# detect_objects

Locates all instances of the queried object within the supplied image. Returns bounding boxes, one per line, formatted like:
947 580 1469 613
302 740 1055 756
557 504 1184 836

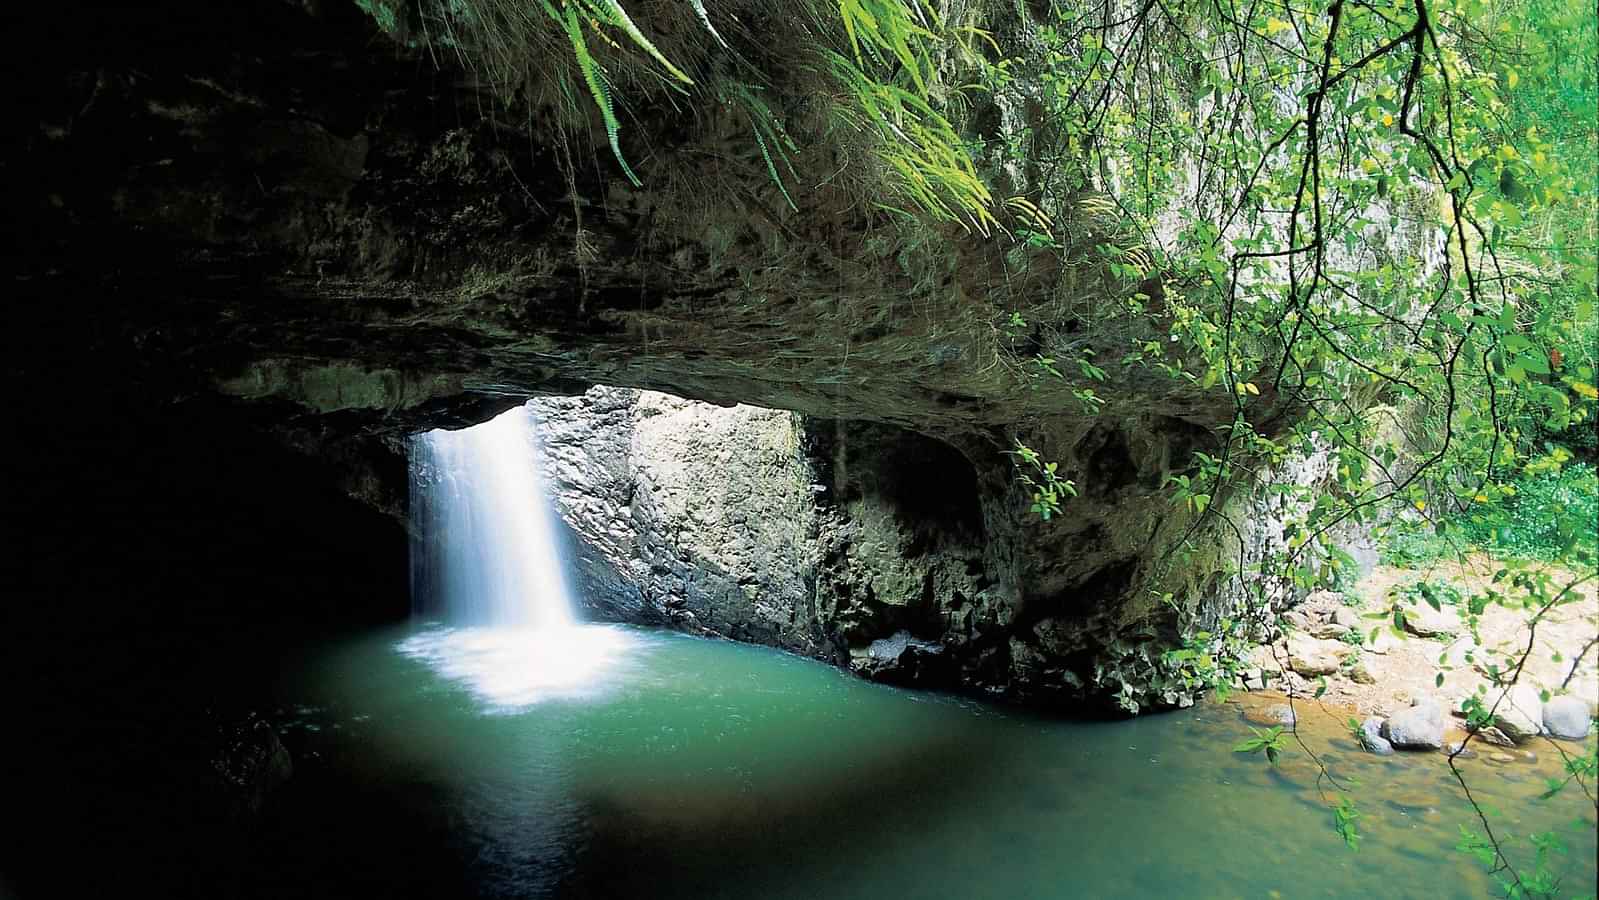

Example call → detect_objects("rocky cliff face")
530 388 1291 711
534 389 831 652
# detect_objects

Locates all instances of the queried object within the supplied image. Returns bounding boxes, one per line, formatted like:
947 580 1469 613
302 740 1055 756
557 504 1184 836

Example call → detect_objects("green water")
276 623 1596 899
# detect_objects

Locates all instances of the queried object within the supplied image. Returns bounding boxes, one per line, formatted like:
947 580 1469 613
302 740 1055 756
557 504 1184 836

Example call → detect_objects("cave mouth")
806 419 986 542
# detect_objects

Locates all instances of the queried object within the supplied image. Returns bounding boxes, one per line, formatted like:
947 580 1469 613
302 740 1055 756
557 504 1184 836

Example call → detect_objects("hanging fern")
730 84 800 211
825 51 995 234
688 0 728 49
381 0 993 224
837 0 939 94
588 0 694 85
548 0 642 186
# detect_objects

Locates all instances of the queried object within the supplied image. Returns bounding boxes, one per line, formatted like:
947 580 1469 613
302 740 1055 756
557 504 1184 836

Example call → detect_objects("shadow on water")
563 724 1023 898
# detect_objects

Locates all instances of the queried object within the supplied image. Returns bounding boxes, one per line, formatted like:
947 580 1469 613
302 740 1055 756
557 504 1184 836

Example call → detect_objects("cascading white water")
402 404 632 709
409 404 576 628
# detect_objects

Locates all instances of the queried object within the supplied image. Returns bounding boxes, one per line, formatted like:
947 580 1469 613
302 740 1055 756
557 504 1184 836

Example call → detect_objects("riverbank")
1247 554 1597 742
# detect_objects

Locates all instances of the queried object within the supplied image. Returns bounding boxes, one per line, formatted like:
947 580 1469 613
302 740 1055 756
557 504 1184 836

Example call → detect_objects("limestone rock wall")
532 389 997 689
533 389 832 654
528 388 1313 712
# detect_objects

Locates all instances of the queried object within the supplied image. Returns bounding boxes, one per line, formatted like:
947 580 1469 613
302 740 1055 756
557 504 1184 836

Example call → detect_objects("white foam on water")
397 624 638 710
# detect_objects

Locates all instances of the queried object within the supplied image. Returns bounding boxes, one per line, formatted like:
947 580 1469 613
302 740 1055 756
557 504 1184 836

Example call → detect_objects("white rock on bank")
1349 657 1378 685
1490 684 1546 742
1332 606 1364 630
1543 695 1594 740
1399 603 1458 639
1358 716 1395 755
1286 635 1344 677
1383 699 1446 750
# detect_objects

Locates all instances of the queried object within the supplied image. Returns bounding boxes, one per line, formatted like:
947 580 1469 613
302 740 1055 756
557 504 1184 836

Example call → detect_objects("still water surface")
271 623 1596 899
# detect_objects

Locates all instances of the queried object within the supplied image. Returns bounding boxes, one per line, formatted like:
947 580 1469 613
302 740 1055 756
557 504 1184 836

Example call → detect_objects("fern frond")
560 2 642 186
1123 245 1153 276
1006 196 1056 241
727 84 798 211
583 0 694 84
824 50 993 234
1075 194 1117 216
838 0 939 94
688 0 728 48
752 128 798 211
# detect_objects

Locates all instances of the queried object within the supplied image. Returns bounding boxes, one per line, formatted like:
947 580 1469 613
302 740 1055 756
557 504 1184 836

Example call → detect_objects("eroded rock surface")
529 388 1312 710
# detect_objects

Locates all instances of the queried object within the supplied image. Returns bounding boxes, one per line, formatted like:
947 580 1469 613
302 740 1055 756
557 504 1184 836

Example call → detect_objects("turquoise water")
278 623 1596 899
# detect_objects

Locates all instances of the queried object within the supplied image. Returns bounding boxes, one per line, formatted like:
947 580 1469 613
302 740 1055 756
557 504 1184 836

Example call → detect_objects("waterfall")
409 404 576 629
402 403 631 709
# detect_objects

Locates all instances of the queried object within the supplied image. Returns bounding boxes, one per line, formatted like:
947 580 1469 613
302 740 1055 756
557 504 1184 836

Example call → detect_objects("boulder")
1248 645 1285 677
1349 658 1378 685
1302 590 1343 609
1237 667 1269 691
1362 627 1400 655
1243 703 1298 728
1490 684 1546 742
866 630 941 662
1470 725 1516 748
1382 699 1446 750
854 630 950 686
1332 607 1364 630
1543 695 1593 740
1308 622 1351 640
1358 716 1394 755
1400 603 1458 639
207 713 293 817
1385 790 1439 813
1286 635 1344 677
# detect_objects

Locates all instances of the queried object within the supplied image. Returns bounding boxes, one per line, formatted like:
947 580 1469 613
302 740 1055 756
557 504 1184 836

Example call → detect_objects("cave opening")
804 419 986 543
8 0 1595 890
1076 425 1139 497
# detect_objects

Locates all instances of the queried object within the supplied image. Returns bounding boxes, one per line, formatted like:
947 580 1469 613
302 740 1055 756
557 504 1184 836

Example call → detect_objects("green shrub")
1394 578 1466 609
1379 523 1464 568
1463 463 1599 561
1380 463 1598 565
